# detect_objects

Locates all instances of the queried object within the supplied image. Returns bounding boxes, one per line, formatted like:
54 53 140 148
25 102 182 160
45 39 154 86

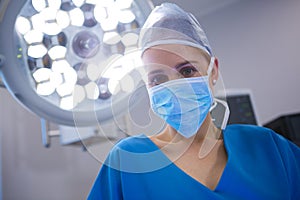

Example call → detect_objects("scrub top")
88 124 300 200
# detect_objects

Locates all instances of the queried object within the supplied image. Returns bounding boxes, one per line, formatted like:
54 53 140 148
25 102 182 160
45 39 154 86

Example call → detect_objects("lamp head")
0 0 153 126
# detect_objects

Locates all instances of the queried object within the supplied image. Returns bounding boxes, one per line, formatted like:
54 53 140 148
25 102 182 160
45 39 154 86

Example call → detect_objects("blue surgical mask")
148 75 213 138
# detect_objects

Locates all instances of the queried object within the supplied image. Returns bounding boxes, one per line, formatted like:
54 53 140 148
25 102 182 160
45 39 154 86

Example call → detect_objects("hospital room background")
0 0 300 199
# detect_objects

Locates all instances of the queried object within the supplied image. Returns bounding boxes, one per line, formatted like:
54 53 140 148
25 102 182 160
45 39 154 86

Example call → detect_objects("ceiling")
151 0 242 18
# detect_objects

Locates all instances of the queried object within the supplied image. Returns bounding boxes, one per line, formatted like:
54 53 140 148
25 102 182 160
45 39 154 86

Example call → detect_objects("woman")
88 3 300 199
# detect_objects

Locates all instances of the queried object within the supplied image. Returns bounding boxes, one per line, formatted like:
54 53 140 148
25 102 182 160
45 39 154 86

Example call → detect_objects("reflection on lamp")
97 77 111 100
72 31 100 58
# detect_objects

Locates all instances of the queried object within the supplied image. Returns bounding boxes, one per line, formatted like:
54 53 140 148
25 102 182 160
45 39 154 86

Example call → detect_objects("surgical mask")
147 58 214 138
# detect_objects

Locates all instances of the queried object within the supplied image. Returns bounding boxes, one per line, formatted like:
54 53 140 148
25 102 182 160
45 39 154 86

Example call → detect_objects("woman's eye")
179 66 197 77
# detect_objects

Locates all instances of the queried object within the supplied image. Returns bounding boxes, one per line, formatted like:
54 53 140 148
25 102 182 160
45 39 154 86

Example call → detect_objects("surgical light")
0 0 153 127
69 8 85 26
15 17 31 35
118 10 136 24
56 10 71 29
48 46 67 60
28 44 48 58
24 30 44 44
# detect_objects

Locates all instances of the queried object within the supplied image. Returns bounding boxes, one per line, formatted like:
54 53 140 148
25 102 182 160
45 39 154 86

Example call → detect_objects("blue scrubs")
88 124 300 200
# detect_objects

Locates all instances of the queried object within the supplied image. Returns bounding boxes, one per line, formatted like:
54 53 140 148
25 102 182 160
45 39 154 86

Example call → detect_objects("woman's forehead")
141 44 211 77
142 44 210 65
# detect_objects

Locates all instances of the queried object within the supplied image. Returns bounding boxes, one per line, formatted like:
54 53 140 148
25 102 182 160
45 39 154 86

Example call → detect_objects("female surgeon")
88 3 300 200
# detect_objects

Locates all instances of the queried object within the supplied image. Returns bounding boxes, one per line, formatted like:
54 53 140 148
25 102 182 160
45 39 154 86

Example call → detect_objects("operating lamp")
0 0 153 133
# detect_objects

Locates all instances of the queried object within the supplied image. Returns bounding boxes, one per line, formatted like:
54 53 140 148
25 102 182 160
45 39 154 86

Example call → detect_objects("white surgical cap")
139 3 212 56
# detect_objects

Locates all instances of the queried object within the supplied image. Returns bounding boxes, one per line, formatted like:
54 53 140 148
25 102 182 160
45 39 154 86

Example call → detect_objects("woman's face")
141 44 216 88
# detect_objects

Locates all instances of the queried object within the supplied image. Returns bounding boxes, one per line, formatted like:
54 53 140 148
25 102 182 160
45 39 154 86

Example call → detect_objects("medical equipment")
223 89 260 126
0 0 153 147
264 113 300 147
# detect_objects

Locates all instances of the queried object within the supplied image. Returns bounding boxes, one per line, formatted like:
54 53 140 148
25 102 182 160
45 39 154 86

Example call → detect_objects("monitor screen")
226 94 258 125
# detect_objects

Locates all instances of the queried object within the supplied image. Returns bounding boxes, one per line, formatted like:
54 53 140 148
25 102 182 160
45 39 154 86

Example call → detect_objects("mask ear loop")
199 98 230 159
198 56 229 159
206 56 230 130
214 99 230 130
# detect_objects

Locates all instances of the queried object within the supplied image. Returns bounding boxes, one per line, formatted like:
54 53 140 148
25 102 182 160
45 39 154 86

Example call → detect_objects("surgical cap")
139 3 212 56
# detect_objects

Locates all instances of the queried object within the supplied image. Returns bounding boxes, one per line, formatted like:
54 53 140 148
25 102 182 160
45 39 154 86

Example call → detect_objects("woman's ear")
211 57 219 85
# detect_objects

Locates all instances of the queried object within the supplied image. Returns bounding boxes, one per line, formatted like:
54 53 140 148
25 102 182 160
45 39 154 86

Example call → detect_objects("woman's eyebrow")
174 60 198 69
147 61 199 75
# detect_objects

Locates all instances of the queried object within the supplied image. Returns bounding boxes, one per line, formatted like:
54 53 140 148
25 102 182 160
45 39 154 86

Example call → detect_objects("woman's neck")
150 115 222 148
148 115 225 162
158 114 219 137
